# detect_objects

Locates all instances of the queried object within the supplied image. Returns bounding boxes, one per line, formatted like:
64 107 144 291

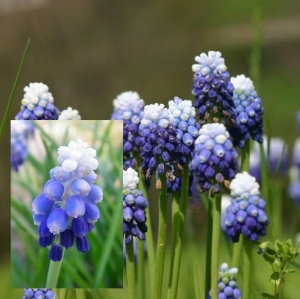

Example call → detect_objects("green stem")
152 173 168 299
231 237 243 268
272 183 282 239
259 142 273 238
75 289 86 299
276 260 286 299
138 168 156 289
211 192 222 299
0 38 30 143
204 195 213 299
169 163 190 299
231 140 250 272
241 140 250 172
126 241 136 299
134 152 156 289
167 192 181 299
242 238 252 299
46 248 65 287
58 289 68 299
137 240 145 299
66 289 76 299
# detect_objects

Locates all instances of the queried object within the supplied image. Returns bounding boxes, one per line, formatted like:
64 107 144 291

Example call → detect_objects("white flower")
113 91 144 123
231 75 254 97
141 103 171 128
21 83 54 109
192 51 227 75
230 172 260 200
57 139 98 172
196 123 229 144
123 168 139 192
58 107 81 120
168 97 196 124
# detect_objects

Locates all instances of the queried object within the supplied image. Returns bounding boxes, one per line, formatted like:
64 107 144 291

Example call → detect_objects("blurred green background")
1 0 300 297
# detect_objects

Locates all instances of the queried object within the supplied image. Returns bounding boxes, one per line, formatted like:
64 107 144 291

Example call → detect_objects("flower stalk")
126 241 136 299
169 162 190 299
152 173 168 299
211 192 222 299
46 248 65 287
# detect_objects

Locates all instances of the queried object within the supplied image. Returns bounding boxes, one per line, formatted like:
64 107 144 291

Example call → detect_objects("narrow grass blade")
0 38 30 143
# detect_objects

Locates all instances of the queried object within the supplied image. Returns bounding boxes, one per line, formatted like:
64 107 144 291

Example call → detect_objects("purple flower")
22 288 56 299
11 120 34 171
190 123 238 193
123 168 149 245
191 51 237 128
32 139 103 261
224 172 269 242
207 263 241 299
229 75 264 148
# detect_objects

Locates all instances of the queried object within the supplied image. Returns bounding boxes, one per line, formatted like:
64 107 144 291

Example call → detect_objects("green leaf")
0 38 30 143
261 293 276 299
270 272 280 280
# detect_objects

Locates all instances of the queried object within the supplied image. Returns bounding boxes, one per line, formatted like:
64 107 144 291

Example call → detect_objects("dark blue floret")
192 72 237 128
49 244 63 262
76 236 90 252
60 229 75 248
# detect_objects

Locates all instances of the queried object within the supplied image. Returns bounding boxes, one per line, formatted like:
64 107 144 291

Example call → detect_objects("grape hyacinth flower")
229 75 264 147
22 288 56 299
224 172 269 242
15 83 60 120
123 168 149 245
191 51 237 128
190 123 238 194
137 103 189 179
32 139 103 261
207 263 241 299
11 120 34 171
111 91 145 169
58 107 81 120
167 96 200 193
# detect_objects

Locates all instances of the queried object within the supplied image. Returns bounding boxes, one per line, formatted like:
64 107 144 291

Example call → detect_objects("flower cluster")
15 83 59 120
167 96 199 193
123 168 149 245
22 289 55 299
11 120 34 171
111 91 145 168
191 51 237 128
190 123 238 193
137 103 182 178
249 136 288 182
224 172 269 242
207 263 241 299
32 139 103 261
58 107 81 120
229 75 264 147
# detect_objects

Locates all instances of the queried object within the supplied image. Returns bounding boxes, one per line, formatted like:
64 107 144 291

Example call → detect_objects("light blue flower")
32 139 103 261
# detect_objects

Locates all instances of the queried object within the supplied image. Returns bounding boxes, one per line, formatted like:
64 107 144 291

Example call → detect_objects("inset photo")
11 120 123 288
